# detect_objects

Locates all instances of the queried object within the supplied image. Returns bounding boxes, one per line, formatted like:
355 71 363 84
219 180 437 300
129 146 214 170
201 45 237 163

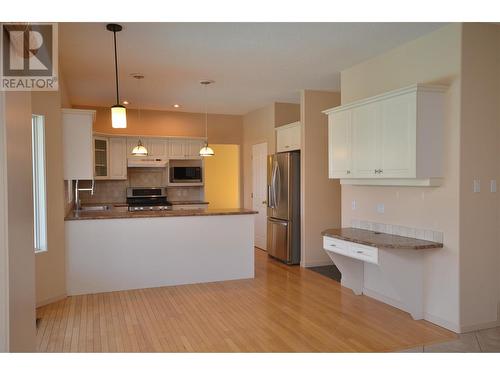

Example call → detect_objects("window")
31 115 47 252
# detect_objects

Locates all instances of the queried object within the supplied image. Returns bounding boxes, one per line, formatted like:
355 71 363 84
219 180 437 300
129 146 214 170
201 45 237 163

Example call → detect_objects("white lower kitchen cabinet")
324 84 446 186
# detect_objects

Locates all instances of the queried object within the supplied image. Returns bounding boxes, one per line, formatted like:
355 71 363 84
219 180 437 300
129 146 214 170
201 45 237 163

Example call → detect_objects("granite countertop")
322 227 443 250
170 201 209 205
65 206 258 221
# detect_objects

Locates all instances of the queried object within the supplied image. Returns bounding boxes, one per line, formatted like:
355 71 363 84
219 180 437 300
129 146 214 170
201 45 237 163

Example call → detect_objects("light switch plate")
351 200 356 210
376 203 385 214
491 180 497 193
473 179 481 193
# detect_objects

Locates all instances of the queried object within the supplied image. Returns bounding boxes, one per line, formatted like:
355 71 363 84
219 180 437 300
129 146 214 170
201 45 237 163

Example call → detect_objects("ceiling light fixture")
173 104 180 108
131 74 148 156
199 80 215 157
122 100 129 105
107 23 127 129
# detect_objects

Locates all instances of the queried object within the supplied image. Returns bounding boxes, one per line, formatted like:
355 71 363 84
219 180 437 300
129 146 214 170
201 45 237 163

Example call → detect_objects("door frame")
0 91 9 352
251 141 268 251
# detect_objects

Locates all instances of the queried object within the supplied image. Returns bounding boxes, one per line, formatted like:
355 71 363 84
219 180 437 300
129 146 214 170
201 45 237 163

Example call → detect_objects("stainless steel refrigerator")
267 151 300 264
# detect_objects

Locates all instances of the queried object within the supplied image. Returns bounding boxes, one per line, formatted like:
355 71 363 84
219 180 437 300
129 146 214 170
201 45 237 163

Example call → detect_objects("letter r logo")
2 24 53 77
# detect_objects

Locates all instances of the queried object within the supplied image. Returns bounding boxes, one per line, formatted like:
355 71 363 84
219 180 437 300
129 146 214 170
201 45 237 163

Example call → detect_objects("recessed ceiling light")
173 104 181 108
122 100 129 105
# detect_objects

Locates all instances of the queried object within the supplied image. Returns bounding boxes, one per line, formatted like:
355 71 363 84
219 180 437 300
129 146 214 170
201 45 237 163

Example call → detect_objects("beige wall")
32 91 67 307
242 102 300 209
77 106 243 145
300 90 341 266
242 104 275 209
340 24 462 330
275 102 301 127
4 92 36 352
204 144 241 209
0 92 8 351
459 23 500 330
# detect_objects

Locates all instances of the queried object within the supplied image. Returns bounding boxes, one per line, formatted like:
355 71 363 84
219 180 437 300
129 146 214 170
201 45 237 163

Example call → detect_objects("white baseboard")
36 294 67 308
424 312 460 333
362 287 405 312
459 319 500 333
302 259 333 268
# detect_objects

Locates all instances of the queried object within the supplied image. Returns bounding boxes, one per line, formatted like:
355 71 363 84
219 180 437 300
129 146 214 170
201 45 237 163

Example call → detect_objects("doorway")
252 142 268 250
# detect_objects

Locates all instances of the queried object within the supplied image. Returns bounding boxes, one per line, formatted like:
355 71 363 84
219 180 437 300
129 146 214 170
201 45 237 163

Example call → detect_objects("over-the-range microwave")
169 166 202 183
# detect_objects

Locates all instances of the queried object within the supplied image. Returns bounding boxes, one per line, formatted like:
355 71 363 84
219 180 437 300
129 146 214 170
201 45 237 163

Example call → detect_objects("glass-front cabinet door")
94 137 108 178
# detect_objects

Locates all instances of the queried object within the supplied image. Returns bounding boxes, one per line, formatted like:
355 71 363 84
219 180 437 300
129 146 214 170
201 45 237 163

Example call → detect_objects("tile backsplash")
78 167 203 204
350 219 444 244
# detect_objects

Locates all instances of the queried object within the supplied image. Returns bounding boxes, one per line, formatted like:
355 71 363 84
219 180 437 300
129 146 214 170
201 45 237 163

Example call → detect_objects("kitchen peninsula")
65 207 257 295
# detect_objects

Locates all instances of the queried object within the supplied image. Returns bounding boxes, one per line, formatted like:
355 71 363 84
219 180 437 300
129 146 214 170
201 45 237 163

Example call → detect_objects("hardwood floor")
36 248 455 352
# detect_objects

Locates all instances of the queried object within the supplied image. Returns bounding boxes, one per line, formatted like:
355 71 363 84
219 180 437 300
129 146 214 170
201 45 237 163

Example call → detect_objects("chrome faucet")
75 179 95 211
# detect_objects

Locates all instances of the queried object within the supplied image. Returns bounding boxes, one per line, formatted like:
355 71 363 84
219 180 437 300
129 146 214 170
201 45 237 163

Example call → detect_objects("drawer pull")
356 250 364 254
329 244 336 247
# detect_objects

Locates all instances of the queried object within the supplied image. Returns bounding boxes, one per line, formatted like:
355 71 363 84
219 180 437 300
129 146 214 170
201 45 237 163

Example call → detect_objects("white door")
252 142 268 250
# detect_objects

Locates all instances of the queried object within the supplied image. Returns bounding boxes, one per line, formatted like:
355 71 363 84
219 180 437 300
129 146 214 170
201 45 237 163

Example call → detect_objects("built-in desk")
322 228 443 320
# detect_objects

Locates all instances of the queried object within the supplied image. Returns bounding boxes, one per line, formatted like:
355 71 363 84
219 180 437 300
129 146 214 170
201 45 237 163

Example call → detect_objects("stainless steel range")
126 187 172 212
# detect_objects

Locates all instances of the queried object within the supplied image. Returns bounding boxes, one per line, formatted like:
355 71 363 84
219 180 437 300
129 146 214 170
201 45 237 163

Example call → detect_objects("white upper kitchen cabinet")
276 122 301 152
351 102 381 178
323 84 446 186
168 139 186 159
62 108 95 180
328 110 352 178
185 139 204 159
108 137 127 180
146 137 168 157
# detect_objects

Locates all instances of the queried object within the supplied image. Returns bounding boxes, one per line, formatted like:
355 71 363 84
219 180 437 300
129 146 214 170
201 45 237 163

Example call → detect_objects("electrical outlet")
473 179 481 193
376 203 385 214
351 200 356 210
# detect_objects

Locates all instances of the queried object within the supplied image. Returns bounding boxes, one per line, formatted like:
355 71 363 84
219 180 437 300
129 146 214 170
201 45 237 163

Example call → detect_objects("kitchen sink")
78 205 111 212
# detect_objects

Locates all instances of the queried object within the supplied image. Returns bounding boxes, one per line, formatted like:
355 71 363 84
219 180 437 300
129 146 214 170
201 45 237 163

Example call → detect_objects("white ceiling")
60 22 445 115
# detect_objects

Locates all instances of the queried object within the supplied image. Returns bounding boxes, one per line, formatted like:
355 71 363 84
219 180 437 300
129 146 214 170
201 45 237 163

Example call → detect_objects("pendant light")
199 80 215 157
131 74 148 156
107 23 127 129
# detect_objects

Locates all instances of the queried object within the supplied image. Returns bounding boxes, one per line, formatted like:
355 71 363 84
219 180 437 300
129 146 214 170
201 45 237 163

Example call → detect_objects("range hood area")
127 157 169 168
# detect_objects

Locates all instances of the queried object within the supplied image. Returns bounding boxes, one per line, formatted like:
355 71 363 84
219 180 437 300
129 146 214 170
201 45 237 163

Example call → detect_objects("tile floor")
399 327 500 352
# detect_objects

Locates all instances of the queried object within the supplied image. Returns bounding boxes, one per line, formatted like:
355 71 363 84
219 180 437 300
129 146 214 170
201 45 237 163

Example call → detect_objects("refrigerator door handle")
271 160 278 208
267 185 274 208
273 160 281 209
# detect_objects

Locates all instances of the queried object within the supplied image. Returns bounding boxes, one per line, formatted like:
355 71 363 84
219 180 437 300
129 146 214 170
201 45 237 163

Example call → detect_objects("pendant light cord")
113 30 119 105
204 83 208 143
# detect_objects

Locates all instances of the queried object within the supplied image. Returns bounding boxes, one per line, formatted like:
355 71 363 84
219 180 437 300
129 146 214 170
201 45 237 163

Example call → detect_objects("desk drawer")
323 236 378 265
350 244 378 264
323 237 351 257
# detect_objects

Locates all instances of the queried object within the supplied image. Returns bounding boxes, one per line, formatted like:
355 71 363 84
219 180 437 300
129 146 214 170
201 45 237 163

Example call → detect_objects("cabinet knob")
346 170 351 174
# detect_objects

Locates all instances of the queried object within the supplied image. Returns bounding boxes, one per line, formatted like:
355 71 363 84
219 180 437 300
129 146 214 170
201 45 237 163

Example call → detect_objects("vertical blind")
32 115 47 252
